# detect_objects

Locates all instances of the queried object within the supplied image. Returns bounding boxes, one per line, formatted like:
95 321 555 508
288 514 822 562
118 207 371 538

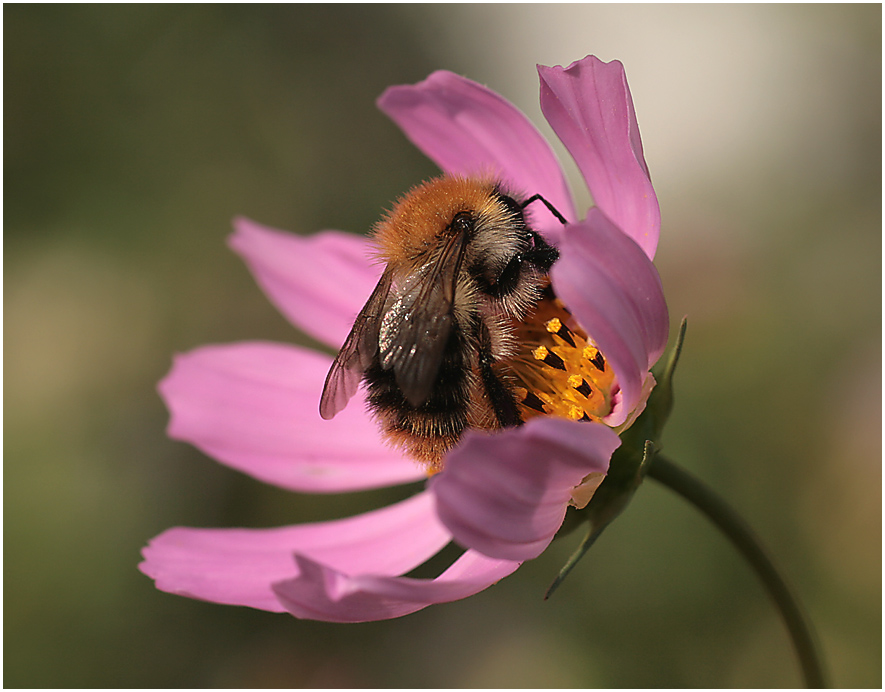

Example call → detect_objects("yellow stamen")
498 285 616 425
567 405 584 421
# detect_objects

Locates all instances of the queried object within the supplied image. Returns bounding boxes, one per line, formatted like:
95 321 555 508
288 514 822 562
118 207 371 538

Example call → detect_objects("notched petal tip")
157 342 425 493
539 55 660 258
139 492 451 616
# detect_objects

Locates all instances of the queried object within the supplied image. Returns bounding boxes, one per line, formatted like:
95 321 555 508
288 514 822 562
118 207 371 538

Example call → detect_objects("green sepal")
546 439 655 599
546 318 687 597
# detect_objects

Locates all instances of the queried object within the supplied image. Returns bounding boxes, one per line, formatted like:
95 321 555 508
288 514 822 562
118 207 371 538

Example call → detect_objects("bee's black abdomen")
352 178 566 472
365 328 472 454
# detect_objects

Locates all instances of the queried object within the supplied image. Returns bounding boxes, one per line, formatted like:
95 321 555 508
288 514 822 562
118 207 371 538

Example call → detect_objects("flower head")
140 55 668 622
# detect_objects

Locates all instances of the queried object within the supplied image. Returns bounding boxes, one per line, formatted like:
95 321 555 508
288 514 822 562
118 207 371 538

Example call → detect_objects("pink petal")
273 549 520 623
378 71 576 240
139 491 449 613
229 217 382 349
552 210 669 428
430 417 621 561
159 341 425 493
539 56 661 259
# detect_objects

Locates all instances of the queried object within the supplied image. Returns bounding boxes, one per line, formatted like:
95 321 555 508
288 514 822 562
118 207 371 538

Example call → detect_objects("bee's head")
373 175 498 271
373 174 559 317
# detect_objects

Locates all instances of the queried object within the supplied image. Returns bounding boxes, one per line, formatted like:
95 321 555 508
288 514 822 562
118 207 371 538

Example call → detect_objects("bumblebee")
320 175 565 471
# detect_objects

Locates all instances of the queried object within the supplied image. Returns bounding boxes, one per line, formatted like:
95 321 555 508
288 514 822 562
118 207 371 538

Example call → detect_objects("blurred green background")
5 4 880 688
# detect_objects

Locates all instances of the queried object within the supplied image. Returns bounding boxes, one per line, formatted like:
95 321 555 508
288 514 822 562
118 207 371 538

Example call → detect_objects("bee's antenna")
520 194 568 226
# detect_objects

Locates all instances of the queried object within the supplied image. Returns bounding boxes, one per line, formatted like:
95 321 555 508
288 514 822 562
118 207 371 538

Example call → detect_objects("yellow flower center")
500 287 615 424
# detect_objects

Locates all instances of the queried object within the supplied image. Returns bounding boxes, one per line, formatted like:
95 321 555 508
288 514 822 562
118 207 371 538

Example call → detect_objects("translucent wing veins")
319 269 393 419
378 230 468 407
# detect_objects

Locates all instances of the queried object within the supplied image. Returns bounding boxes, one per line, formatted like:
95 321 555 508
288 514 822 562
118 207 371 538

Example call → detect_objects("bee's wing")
379 231 468 407
319 269 394 420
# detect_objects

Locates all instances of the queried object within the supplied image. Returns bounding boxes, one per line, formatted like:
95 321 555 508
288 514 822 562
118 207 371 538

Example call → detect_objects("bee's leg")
478 323 523 428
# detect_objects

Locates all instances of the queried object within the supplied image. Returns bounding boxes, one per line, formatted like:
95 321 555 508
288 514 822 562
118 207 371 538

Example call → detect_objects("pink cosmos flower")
139 55 668 622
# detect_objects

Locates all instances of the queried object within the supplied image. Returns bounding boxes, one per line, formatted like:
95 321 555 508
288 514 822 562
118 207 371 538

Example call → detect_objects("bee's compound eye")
493 253 523 295
450 211 473 236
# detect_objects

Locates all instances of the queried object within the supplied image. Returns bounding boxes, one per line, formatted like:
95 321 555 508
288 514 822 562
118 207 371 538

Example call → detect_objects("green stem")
647 455 827 688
